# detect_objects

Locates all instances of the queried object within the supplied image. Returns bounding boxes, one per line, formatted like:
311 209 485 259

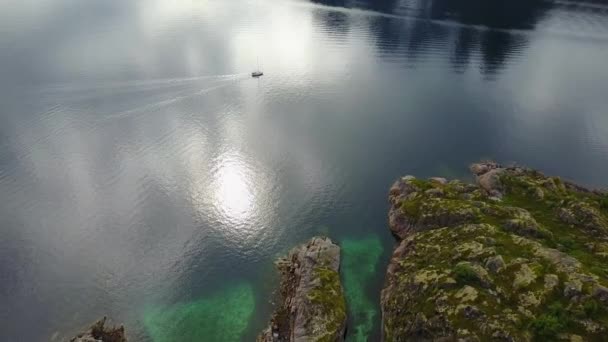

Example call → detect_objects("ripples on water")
1 0 608 341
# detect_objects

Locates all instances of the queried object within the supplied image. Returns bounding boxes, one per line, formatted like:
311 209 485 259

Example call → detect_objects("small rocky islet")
69 317 126 342
258 236 347 342
73 161 608 341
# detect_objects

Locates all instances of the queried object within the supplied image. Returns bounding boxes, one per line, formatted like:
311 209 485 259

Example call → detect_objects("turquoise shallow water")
342 236 384 341
143 283 255 342
2 0 608 341
141 236 385 342
140 235 387 341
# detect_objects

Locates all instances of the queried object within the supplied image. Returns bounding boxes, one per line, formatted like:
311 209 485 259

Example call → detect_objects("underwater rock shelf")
383 161 608 341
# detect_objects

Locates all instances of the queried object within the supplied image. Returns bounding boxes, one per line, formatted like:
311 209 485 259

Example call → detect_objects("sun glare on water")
212 153 255 222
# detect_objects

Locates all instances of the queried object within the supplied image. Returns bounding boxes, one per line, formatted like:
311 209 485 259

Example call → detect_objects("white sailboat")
252 57 263 78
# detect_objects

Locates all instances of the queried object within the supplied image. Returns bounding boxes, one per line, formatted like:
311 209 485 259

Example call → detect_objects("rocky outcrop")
258 237 347 342
382 162 608 341
70 317 126 342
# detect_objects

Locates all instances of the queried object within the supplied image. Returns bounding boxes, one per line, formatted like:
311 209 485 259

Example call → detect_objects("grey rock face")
258 237 346 342
485 255 506 274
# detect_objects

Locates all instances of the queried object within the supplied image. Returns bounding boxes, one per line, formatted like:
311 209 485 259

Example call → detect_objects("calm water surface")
2 0 608 340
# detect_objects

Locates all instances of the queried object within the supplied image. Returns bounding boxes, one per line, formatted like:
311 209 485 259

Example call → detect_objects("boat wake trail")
100 75 249 122
36 73 249 95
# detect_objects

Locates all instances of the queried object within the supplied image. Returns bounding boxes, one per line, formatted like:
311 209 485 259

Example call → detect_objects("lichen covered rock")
383 162 608 341
258 237 347 342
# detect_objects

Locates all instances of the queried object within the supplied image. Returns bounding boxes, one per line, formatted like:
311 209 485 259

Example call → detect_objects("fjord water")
2 0 608 340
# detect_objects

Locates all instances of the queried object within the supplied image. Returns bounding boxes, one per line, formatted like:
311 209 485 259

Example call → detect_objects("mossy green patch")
529 302 570 340
453 263 479 285
341 236 383 342
143 283 254 342
408 178 433 191
400 199 421 219
600 195 608 211
308 266 347 342
583 299 602 318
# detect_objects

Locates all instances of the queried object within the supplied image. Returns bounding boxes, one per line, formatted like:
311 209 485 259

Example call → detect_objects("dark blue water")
1 0 608 341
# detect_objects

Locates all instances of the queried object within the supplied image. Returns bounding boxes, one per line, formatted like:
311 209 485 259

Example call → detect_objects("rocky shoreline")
69 161 608 341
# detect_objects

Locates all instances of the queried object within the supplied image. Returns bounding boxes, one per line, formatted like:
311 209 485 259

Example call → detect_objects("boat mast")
251 0 263 77
256 0 260 71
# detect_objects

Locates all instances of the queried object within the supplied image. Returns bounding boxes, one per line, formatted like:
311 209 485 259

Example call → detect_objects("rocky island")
382 161 608 341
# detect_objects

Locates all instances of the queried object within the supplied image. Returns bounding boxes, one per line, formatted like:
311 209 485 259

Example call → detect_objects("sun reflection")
212 153 254 221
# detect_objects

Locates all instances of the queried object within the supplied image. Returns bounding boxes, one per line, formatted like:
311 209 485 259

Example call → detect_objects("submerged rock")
70 317 126 342
258 236 346 342
382 161 608 341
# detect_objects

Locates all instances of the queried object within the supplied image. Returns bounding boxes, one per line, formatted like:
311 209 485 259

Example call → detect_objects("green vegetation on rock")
308 266 347 342
341 236 383 342
453 262 480 285
143 283 254 342
529 302 570 339
383 162 608 341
